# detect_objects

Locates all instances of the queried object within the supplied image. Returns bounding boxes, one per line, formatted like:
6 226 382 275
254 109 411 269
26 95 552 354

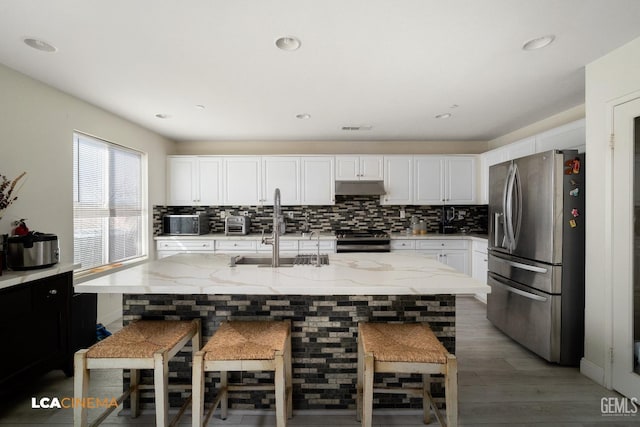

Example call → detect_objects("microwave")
163 214 210 235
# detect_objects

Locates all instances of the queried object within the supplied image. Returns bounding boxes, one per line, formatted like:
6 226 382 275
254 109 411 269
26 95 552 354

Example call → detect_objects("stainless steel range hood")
334 180 386 196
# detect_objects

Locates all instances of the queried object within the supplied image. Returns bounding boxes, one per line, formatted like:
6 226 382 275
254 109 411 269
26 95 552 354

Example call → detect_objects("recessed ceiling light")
195 104 205 110
23 37 57 53
522 35 555 51
155 113 171 119
435 113 452 119
275 36 301 51
296 113 311 119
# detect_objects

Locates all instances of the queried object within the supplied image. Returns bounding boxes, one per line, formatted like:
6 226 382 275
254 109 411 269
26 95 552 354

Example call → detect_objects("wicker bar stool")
356 322 458 427
192 320 292 427
74 319 201 427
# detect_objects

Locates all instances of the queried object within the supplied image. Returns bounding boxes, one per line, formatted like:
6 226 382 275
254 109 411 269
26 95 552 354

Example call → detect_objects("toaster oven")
163 214 210 235
225 216 250 235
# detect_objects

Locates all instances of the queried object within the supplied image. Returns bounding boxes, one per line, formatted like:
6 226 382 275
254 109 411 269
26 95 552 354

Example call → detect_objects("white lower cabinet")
471 238 488 302
215 240 258 253
299 239 336 253
390 238 470 275
156 240 215 259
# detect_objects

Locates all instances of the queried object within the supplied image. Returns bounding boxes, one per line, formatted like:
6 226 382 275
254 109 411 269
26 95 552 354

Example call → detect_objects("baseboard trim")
580 357 606 387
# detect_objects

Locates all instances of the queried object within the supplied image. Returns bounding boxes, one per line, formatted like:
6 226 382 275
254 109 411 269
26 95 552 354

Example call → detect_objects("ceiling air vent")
341 125 372 131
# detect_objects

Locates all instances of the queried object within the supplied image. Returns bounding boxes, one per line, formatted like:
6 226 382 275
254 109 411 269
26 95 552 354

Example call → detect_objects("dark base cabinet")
0 272 97 395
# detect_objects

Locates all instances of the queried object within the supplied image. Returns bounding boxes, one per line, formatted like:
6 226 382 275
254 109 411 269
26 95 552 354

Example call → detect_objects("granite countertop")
0 262 78 291
74 252 490 296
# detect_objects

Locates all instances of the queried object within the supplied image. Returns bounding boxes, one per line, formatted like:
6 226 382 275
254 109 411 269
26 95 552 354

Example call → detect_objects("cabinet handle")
49 289 58 295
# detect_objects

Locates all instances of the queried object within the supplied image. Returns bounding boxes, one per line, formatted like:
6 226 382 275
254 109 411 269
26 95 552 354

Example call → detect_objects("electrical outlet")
219 211 226 219
399 209 406 219
286 211 294 219
240 211 248 216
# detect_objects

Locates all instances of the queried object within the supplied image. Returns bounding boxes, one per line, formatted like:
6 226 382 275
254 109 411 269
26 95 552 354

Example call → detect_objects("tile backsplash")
153 196 487 235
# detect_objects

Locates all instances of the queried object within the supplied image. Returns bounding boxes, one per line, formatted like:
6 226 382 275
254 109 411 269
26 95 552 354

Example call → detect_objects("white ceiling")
1 0 640 143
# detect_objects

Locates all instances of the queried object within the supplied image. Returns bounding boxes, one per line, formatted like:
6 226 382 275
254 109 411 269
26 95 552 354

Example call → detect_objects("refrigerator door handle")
494 212 504 247
493 256 549 274
512 164 523 248
490 278 548 302
504 163 516 250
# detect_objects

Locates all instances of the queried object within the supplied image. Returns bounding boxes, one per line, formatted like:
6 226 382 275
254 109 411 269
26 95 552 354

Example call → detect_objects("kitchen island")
76 252 489 410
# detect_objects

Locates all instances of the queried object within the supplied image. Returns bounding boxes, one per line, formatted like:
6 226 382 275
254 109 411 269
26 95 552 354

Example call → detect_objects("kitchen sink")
229 254 329 267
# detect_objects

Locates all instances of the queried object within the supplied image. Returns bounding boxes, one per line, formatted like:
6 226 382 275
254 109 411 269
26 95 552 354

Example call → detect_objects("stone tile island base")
123 293 455 411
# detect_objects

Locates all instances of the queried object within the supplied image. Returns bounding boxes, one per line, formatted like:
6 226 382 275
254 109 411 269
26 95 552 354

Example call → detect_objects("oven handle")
489 277 548 302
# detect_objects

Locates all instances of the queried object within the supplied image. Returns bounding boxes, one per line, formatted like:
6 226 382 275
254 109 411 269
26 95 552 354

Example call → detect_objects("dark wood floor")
0 296 633 426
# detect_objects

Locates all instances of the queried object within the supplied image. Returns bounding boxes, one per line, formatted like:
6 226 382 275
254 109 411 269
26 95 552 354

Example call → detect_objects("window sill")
74 256 148 284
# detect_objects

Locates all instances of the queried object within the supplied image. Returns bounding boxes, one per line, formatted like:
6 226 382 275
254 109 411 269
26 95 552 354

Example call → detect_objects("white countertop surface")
155 232 336 241
0 262 78 291
74 252 490 296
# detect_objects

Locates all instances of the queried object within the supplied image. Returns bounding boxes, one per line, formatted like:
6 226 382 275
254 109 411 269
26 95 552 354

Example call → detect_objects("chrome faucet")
261 188 281 267
309 230 322 267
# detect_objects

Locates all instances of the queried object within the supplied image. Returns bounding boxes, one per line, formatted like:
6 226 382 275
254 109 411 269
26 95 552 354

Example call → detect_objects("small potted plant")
0 172 26 274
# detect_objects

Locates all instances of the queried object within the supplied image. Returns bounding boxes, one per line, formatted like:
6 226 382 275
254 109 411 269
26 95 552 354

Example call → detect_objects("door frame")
610 92 640 398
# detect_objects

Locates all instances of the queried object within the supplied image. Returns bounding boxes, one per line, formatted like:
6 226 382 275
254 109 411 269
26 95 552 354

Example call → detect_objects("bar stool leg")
362 352 374 427
130 369 140 418
192 351 204 427
220 370 228 420
285 332 293 419
73 350 89 427
445 355 458 427
154 351 169 427
356 330 363 423
422 374 432 424
275 351 286 427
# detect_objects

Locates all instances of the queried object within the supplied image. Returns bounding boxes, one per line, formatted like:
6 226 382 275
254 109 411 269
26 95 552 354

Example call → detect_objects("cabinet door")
167 156 197 205
446 157 476 204
197 157 223 205
223 157 262 205
382 156 413 205
442 251 469 274
359 155 384 180
301 157 335 205
263 157 301 205
414 156 444 204
472 250 489 284
335 156 360 180
535 119 585 153
480 149 506 205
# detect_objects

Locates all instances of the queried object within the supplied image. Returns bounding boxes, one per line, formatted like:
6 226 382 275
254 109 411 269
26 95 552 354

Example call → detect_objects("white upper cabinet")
335 155 384 180
301 156 335 205
223 157 262 205
414 156 444 204
382 156 413 205
414 156 476 205
262 157 301 205
167 156 222 206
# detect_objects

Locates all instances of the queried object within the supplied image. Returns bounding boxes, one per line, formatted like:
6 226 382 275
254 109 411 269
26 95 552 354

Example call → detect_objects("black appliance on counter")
335 229 390 253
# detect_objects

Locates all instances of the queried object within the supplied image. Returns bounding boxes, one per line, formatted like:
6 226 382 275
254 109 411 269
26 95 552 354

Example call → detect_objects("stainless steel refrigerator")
487 149 585 365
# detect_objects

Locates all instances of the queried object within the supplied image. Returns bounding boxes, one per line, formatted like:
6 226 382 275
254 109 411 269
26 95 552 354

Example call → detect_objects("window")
73 132 146 272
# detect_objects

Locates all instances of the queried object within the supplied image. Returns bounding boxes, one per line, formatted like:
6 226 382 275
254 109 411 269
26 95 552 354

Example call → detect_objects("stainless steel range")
335 229 390 253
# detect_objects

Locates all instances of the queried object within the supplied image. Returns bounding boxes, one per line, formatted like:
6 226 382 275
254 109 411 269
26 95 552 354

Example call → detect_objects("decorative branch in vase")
0 171 27 221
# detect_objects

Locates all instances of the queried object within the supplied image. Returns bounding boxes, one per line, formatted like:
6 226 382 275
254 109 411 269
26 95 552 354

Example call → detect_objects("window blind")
73 133 145 271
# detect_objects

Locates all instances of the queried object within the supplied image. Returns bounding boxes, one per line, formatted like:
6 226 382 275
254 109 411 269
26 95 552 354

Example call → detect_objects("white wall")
0 63 175 323
583 36 640 385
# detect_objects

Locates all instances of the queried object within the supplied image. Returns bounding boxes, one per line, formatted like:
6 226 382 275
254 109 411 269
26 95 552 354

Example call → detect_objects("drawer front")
156 240 214 251
390 240 416 250
416 239 468 250
299 240 336 252
32 274 70 310
259 240 298 252
216 240 257 252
